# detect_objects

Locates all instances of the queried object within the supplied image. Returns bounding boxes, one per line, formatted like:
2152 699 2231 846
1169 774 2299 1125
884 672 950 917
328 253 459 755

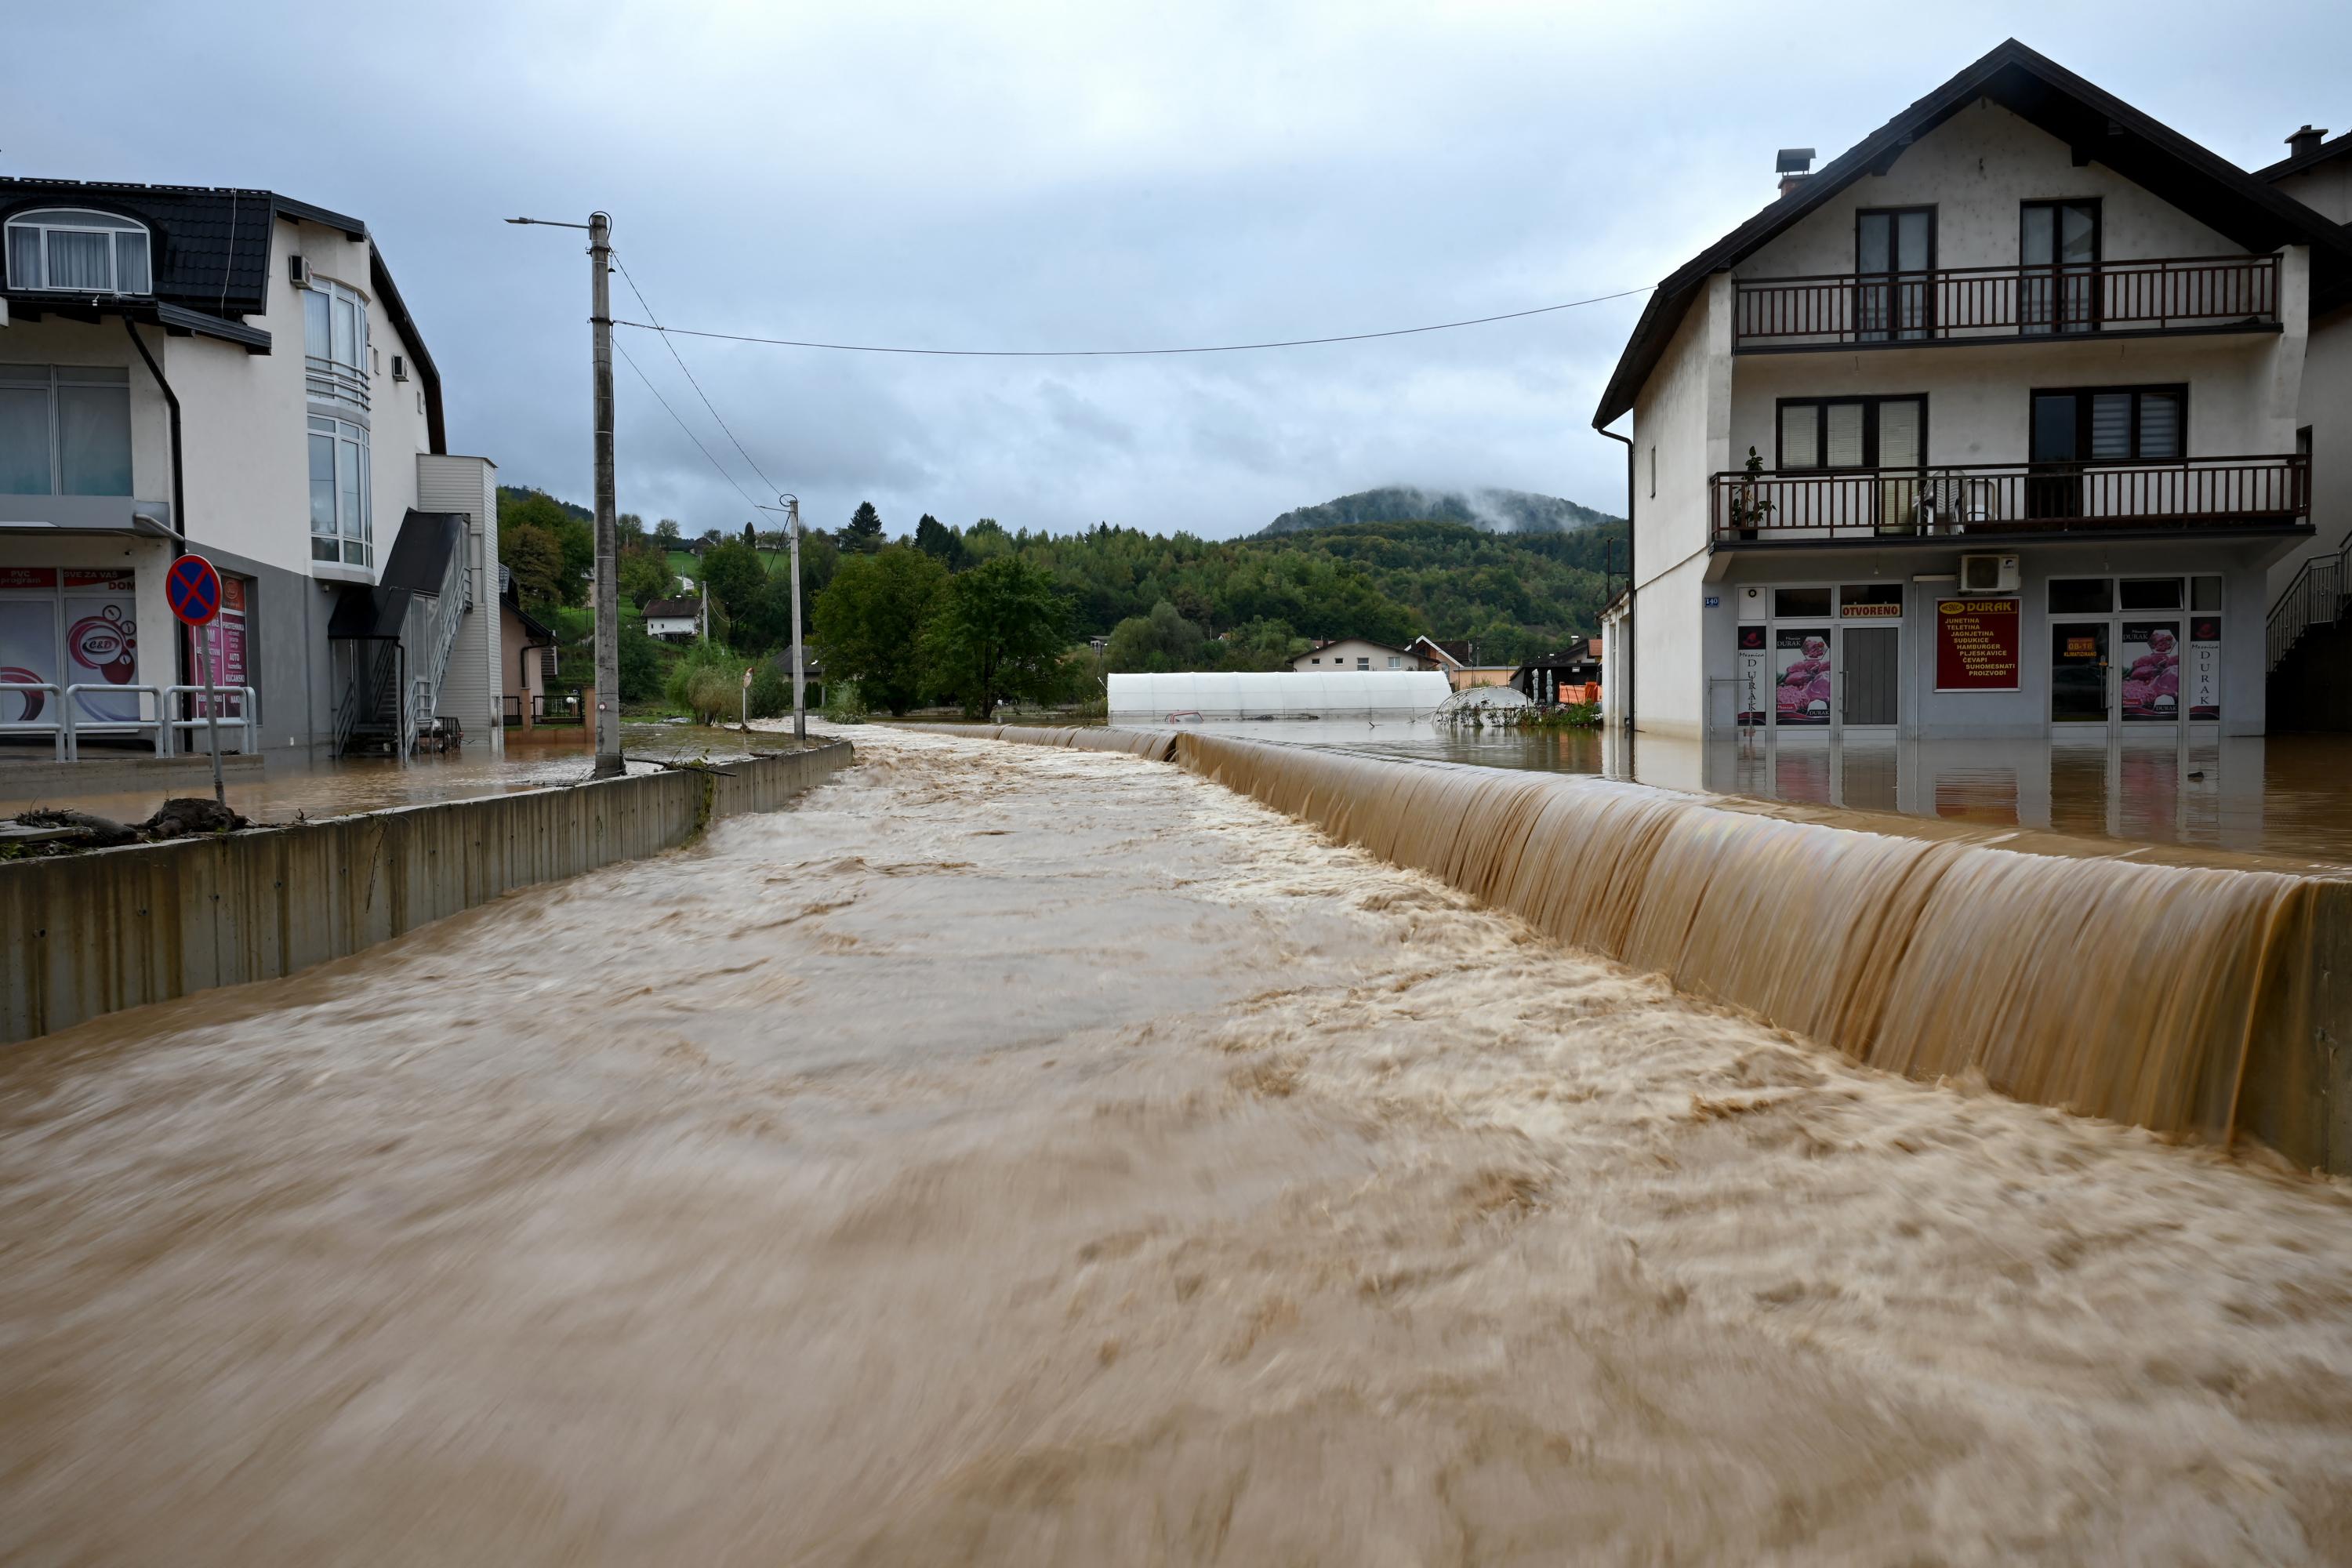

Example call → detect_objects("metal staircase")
2266 530 2350 673
326 510 470 757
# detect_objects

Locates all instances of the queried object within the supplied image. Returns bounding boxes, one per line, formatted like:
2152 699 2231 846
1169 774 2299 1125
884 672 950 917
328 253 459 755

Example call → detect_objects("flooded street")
0 723 800 826
5 726 2351 1564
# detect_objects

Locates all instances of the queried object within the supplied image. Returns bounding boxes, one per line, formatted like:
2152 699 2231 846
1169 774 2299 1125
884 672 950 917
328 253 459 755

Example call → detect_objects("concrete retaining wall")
0 741 853 1044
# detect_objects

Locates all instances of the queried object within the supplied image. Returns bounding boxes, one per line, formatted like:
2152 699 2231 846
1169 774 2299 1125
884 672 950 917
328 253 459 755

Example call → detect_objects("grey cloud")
12 1 2350 538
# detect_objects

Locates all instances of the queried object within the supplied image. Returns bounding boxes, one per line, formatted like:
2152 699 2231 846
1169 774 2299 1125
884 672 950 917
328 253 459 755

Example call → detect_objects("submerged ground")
2 727 2349 1563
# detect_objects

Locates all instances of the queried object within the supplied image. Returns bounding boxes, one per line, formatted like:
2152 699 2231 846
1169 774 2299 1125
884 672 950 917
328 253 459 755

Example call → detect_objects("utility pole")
587 211 622 775
506 209 622 770
785 494 806 742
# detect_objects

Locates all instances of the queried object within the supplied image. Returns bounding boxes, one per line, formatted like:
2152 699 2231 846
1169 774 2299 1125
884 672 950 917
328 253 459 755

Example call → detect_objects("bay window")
4 209 153 296
0 365 133 496
309 416 372 566
302 278 372 410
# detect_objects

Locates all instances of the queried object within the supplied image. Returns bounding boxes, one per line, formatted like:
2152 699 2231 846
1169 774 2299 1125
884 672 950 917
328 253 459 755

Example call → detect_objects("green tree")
1103 599 1207 673
499 522 566 608
841 500 885 554
499 492 593 605
927 555 1072 717
619 548 670 611
729 575 797 655
655 517 682 543
699 539 768 624
913 513 967 570
1221 617 1305 670
811 545 949 715
963 517 1011 564
617 621 664 702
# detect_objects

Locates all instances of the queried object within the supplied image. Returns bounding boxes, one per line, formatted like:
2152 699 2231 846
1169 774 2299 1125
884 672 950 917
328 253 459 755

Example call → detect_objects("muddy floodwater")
4 726 2350 1564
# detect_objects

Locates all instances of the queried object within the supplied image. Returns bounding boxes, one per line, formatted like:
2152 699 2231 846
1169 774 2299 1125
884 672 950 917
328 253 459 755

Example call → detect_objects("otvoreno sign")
1934 597 2021 691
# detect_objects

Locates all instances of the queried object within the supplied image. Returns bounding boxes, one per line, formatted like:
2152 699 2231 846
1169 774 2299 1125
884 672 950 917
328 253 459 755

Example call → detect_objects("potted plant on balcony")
1726 447 1773 540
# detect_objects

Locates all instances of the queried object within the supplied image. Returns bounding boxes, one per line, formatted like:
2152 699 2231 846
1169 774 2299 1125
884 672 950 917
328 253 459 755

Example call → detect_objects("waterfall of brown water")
1156 731 2352 1162
909 723 2346 1165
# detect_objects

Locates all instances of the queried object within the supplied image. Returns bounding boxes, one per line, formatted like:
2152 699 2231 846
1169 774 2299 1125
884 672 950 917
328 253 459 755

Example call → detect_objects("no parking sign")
166 554 222 626
167 553 228 803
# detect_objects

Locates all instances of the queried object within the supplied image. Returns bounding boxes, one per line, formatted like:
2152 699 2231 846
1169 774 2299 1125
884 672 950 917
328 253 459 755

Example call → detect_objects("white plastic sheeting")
1107 670 1450 723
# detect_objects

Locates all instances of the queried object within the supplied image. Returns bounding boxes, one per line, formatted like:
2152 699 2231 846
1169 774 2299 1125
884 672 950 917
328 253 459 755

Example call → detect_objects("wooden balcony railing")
1733 254 2279 347
1710 454 2309 544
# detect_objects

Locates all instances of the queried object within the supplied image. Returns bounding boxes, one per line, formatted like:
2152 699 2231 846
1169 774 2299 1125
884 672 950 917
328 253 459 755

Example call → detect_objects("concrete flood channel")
2 721 2350 1562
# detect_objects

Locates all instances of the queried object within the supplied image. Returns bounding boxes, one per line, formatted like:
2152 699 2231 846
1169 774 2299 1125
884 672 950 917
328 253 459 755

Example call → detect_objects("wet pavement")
0 721 809 826
2 725 2349 1564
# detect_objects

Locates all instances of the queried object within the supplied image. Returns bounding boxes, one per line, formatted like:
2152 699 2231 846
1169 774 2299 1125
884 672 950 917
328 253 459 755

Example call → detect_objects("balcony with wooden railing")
1733 254 2279 349
1710 453 2309 546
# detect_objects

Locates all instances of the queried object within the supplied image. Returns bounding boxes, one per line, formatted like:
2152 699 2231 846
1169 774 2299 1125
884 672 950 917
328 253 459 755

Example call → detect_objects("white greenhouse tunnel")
1106 670 1451 723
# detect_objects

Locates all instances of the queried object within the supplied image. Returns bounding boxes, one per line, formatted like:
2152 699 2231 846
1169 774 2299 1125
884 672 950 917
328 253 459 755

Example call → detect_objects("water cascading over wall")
898 722 2350 1171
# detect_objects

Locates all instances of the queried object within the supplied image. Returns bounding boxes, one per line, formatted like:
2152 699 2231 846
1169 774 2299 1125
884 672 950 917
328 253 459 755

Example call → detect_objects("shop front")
1711 546 2268 742
1731 581 1907 735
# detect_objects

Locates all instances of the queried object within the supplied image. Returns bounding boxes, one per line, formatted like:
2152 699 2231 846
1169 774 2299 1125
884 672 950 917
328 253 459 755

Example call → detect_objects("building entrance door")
1839 624 1900 727
2051 621 2110 724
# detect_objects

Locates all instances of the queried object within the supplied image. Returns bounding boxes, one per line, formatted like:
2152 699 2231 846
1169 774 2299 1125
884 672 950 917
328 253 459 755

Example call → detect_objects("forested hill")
1258 485 1617 537
995 515 1628 666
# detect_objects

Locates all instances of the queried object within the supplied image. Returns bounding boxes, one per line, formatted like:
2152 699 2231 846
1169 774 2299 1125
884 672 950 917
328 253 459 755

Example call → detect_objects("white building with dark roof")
1593 41 2352 742
0 179 499 761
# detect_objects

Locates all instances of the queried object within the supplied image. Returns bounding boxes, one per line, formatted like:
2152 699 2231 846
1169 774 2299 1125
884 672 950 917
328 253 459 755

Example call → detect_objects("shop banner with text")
2187 616 2220 721
1775 628 1831 726
1736 626 1768 726
1933 598 2020 691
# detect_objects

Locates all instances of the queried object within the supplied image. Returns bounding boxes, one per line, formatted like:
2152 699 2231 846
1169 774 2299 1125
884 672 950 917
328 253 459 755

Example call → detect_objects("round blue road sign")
167 554 222 626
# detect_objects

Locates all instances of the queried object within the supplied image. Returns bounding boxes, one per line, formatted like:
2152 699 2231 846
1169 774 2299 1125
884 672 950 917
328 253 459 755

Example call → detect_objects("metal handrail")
2267 529 2352 671
1711 452 2309 543
62 684 168 760
165 686 260 754
1733 252 2279 346
0 680 66 760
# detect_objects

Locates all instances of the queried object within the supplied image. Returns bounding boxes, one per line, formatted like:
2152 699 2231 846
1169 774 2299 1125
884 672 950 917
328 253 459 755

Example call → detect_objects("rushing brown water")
1147 731 2351 1163
4 725 2350 1564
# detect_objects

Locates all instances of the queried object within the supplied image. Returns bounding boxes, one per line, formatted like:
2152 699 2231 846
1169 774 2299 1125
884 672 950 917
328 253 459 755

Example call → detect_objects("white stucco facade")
1 181 492 761
1291 637 1428 673
1602 49 2346 742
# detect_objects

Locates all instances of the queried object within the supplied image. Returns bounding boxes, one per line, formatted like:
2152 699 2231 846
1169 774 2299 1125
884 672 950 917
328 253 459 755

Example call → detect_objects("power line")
612 335 763 512
610 251 784 498
608 285 1650 358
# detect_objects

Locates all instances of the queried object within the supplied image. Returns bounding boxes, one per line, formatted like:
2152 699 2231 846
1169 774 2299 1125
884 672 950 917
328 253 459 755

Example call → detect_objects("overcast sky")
13 2 2352 539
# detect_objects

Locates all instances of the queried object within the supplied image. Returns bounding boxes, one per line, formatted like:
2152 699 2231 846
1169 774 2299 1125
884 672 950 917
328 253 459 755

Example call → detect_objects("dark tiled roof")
0 177 443 452
644 596 703 619
0 179 306 313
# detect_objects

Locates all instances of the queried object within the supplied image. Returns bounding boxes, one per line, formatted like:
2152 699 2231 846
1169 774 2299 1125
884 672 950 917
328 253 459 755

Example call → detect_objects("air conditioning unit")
1959 553 2020 593
288 255 312 289
391 354 408 382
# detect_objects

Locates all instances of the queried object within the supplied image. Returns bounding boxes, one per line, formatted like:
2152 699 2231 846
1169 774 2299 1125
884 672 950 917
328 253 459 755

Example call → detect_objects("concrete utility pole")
588 211 622 776
786 495 806 742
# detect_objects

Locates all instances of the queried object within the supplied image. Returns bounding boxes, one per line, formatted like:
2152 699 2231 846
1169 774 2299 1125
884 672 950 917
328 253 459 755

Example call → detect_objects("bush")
822 678 868 722
747 662 792 720
662 641 747 723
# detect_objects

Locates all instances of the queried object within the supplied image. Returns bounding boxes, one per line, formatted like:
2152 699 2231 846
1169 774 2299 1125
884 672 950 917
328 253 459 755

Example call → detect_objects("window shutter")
1825 403 1864 468
1780 405 1817 469
2091 394 2133 459
2138 393 2181 459
1878 399 1922 468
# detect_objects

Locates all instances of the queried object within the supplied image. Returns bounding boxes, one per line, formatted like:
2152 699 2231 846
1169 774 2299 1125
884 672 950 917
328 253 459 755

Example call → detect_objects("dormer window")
3 209 153 296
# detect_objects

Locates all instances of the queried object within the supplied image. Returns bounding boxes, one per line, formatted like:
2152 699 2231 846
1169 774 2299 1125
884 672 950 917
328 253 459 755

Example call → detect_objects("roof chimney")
1776 147 1816 198
2285 125 2329 160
